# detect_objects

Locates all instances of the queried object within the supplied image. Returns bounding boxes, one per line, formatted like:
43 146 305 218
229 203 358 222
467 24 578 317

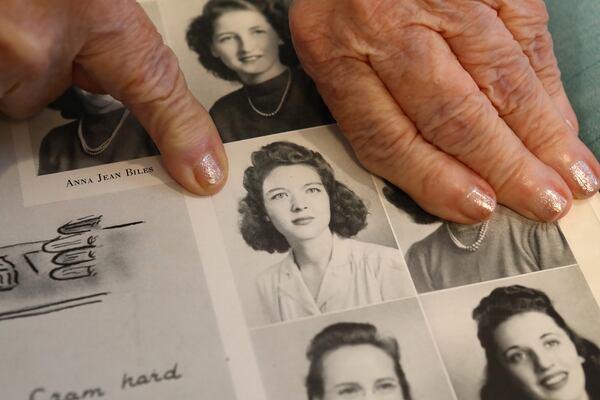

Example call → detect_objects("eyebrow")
264 182 323 196
214 25 266 37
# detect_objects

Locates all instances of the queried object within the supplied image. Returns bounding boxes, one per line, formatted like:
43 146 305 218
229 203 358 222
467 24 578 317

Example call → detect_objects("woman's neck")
289 230 334 272
239 63 288 85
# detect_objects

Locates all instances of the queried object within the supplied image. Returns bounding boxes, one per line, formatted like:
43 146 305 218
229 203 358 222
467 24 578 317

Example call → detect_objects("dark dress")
209 68 335 143
38 110 159 175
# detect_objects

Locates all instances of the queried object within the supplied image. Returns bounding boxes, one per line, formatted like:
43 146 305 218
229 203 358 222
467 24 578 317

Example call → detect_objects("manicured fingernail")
195 152 223 186
464 187 496 218
569 160 599 196
535 188 567 220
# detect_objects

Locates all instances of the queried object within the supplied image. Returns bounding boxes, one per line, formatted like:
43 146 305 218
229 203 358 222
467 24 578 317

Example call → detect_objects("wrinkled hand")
0 0 226 193
291 0 600 223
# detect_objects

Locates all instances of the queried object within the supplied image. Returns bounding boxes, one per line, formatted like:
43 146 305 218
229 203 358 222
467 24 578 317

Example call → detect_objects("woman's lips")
239 54 262 63
539 371 568 391
292 217 314 225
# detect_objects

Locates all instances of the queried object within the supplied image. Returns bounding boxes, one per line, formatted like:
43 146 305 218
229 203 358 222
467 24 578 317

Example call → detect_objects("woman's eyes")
375 381 399 393
250 28 267 35
269 192 288 201
306 186 322 194
544 338 561 348
217 35 234 44
507 350 527 364
336 385 361 398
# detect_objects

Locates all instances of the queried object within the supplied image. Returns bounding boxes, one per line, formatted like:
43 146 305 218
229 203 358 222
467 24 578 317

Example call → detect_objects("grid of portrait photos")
5 0 600 399
213 121 600 400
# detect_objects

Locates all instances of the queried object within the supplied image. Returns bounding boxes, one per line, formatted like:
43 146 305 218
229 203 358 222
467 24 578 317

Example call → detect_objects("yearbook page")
2 1 600 400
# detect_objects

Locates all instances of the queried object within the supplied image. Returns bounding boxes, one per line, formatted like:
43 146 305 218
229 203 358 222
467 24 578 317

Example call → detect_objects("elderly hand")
0 0 226 194
290 0 600 223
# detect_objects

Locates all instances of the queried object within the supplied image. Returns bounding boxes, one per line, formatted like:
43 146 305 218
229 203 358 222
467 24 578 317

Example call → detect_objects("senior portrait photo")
212 126 415 327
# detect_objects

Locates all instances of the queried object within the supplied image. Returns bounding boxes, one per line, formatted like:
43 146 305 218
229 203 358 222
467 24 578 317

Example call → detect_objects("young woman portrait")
305 322 412 400
38 87 159 175
473 285 600 400
186 0 334 142
238 141 412 323
382 183 577 293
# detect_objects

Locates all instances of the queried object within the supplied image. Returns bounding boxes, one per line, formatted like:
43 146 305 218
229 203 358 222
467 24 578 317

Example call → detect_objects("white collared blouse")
256 235 414 323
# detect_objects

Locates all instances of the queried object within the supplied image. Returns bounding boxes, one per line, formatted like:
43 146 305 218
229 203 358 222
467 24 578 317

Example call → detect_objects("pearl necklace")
446 220 489 252
246 69 292 117
78 109 129 156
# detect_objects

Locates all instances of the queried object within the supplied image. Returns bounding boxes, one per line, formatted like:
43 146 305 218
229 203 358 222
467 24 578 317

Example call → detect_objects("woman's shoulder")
256 256 291 287
209 87 245 115
40 120 79 153
338 237 402 265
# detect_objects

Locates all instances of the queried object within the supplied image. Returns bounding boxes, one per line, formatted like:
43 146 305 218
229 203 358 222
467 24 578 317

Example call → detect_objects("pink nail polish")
535 188 567 220
569 160 599 196
195 153 223 186
463 187 496 219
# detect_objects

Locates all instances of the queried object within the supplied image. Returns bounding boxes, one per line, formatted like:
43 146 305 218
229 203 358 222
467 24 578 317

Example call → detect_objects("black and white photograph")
212 126 415 327
420 265 600 400
168 0 334 143
25 2 163 177
251 298 455 400
379 182 578 293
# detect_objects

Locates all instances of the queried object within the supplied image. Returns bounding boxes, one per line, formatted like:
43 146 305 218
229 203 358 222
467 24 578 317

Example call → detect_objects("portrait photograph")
162 0 334 143
420 265 600 400
378 181 578 293
211 125 415 327
251 297 455 400
26 1 163 177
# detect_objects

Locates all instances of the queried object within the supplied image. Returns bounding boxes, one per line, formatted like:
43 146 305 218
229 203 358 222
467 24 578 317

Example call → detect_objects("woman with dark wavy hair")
473 285 600 400
186 0 334 143
305 322 412 400
239 141 410 323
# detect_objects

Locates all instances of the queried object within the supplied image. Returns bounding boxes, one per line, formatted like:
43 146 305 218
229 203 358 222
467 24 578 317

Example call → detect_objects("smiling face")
211 9 285 84
262 164 331 245
494 311 588 400
320 344 404 400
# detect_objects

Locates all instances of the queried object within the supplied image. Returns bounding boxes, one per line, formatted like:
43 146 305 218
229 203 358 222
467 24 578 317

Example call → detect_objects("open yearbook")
2 1 600 399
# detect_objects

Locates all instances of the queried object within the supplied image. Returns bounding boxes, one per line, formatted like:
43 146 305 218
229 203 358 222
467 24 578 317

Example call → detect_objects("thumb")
76 0 227 194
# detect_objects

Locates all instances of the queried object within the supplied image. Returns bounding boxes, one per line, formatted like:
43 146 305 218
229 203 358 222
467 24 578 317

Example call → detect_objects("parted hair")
186 0 298 83
239 141 368 253
305 322 412 400
473 285 600 400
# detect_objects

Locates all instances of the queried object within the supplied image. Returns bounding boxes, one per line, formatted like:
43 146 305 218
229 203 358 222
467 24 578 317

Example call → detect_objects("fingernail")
535 188 567 220
565 119 576 133
569 160 599 197
464 187 496 218
195 152 223 187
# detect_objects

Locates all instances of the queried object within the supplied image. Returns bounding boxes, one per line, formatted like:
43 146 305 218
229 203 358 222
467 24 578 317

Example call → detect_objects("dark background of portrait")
27 2 164 174
212 126 414 327
162 0 294 111
251 297 455 400
421 266 600 400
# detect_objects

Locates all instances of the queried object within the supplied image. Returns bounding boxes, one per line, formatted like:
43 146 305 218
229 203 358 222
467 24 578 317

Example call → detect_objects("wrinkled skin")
290 0 600 222
2 0 599 222
0 0 227 194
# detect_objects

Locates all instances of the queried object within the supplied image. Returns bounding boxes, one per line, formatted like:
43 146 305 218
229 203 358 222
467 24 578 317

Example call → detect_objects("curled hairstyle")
305 322 412 400
186 0 298 83
382 181 440 225
473 285 600 400
239 141 368 253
